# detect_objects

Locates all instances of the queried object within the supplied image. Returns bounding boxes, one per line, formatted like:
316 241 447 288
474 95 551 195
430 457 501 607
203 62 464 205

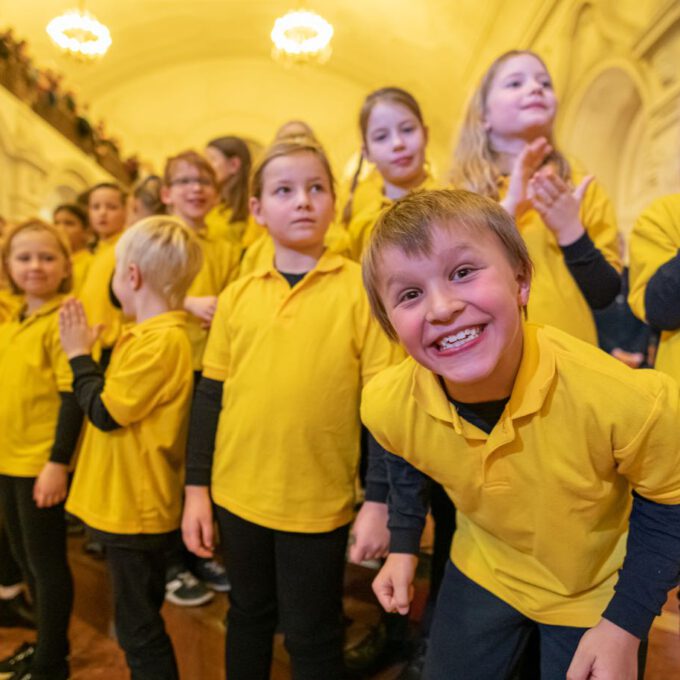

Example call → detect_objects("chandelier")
271 9 333 65
46 2 112 61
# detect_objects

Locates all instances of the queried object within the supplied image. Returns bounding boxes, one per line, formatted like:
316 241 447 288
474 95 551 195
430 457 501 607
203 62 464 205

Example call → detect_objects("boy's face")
88 187 126 240
378 223 530 402
54 209 89 252
162 160 217 228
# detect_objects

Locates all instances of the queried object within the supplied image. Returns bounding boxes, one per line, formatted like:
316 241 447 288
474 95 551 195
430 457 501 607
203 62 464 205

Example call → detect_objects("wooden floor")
1 535 678 679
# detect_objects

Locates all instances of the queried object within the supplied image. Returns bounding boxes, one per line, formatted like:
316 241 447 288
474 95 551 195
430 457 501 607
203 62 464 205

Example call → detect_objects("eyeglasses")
169 176 214 188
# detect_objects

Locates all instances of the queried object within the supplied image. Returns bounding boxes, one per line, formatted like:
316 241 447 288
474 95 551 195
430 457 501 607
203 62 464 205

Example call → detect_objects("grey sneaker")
165 570 214 607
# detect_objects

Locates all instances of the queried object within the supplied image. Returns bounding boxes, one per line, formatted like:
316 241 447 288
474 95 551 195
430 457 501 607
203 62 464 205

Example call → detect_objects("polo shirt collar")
122 310 188 338
256 248 346 281
410 323 556 435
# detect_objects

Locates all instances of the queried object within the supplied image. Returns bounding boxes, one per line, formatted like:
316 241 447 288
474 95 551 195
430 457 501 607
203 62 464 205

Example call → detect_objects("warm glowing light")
46 9 112 60
271 10 333 64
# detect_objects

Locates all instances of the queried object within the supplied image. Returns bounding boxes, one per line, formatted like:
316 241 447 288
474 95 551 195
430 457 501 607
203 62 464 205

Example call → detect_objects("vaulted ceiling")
0 0 550 174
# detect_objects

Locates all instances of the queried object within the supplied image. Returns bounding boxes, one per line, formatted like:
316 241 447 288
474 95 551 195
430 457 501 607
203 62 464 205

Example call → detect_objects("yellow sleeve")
355 289 403 386
578 175 621 272
202 289 232 382
628 195 680 322
101 335 186 426
239 235 274 278
614 372 680 503
48 318 73 392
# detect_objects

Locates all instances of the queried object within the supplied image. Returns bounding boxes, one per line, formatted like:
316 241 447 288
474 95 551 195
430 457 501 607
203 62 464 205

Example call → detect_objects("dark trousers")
215 506 349 680
0 510 24 587
426 560 647 680
100 530 180 680
0 474 72 675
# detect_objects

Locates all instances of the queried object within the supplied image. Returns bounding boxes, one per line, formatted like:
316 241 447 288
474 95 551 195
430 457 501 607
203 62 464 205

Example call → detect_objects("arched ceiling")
0 0 549 175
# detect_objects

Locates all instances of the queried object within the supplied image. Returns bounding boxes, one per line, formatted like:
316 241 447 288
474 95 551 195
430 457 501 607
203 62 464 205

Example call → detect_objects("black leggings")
0 509 24 587
0 474 72 675
215 506 349 680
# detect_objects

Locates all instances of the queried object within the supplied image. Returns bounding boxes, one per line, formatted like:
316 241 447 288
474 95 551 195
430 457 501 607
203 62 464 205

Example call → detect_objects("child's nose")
426 290 463 323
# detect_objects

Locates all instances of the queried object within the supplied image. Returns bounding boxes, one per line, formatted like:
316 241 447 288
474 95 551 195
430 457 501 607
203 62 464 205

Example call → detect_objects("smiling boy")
360 189 680 680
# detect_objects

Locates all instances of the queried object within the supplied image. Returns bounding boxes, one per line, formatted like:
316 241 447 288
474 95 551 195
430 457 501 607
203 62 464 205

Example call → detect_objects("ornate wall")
0 86 111 222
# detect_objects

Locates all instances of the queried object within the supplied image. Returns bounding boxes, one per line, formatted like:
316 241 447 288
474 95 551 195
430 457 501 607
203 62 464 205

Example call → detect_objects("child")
59 216 203 680
78 182 128 367
53 202 92 294
344 87 438 259
126 175 165 226
204 136 261 248
360 189 680 680
161 150 240 375
628 193 680 384
451 50 621 345
0 220 79 680
181 138 397 680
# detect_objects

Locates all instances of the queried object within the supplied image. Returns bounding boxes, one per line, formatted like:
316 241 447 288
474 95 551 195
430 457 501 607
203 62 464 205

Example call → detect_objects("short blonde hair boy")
115 216 203 309
362 189 533 341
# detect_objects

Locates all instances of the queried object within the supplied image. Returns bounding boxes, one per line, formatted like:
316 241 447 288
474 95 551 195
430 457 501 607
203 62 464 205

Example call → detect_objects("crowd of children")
0 48 678 680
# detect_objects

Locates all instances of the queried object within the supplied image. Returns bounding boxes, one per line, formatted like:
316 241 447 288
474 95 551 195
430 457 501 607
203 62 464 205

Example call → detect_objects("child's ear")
516 267 531 307
160 185 173 208
129 263 142 291
249 196 265 226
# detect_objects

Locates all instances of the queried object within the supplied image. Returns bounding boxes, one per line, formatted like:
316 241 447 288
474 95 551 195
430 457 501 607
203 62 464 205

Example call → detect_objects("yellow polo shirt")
66 311 193 534
346 173 440 261
205 205 264 249
202 250 398 532
500 169 620 344
185 232 240 370
70 248 93 296
78 234 124 349
628 193 680 384
0 296 72 477
362 323 680 627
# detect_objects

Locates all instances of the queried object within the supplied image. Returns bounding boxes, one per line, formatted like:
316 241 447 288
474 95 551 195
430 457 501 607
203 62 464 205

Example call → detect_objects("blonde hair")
342 87 426 225
450 50 570 199
115 216 203 309
362 189 533 341
1 219 72 295
250 137 336 200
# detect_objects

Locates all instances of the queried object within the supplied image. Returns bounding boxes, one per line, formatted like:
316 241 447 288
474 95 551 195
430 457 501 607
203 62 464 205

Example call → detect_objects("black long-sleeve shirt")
644 250 680 330
69 355 121 431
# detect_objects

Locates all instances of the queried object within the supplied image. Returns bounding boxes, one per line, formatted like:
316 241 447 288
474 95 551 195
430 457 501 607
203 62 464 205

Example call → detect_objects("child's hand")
349 501 390 564
182 485 214 558
33 462 69 508
372 552 418 615
566 618 639 680
528 167 592 245
184 296 217 329
59 298 102 358
500 137 552 218
611 348 645 369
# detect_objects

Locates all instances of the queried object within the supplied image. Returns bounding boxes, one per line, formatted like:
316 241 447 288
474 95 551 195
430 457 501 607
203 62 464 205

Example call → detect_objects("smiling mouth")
435 326 483 351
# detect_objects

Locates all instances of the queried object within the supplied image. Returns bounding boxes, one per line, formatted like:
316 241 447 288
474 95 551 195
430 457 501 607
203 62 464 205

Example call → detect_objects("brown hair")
163 150 217 187
2 219 72 295
54 203 89 228
362 189 532 340
342 87 426 225
250 137 336 201
450 50 570 198
132 175 166 217
206 136 251 222
86 182 128 207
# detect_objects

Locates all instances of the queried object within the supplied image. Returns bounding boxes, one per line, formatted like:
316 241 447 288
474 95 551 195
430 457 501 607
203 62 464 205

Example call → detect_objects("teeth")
438 327 481 350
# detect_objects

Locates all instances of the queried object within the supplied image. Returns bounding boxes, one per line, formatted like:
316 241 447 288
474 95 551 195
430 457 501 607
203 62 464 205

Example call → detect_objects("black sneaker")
194 558 231 592
8 667 69 680
0 642 35 673
165 569 214 607
397 638 427 679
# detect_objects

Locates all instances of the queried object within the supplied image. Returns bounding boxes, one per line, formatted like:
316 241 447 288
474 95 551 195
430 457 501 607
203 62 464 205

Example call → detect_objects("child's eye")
540 78 553 89
451 266 475 281
506 78 522 88
274 186 291 195
310 183 326 193
400 125 416 134
397 289 420 304
371 132 388 143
